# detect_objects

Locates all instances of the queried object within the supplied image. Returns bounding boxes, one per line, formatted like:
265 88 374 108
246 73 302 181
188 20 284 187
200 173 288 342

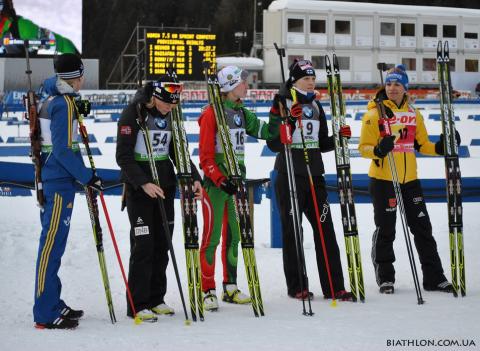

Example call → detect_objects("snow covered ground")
0 198 478 351
1 103 479 350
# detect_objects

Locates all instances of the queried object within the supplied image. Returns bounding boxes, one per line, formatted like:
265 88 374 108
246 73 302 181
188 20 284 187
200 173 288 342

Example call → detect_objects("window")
288 19 304 33
448 59 456 72
465 59 479 72
422 58 437 71
443 25 456 38
288 55 304 67
401 58 416 71
335 20 351 34
401 23 415 36
381 22 395 36
423 24 437 38
311 55 326 69
465 32 478 39
310 19 326 34
337 56 350 70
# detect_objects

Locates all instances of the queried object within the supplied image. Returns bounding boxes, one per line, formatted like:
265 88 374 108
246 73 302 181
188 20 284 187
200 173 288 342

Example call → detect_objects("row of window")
287 55 479 73
288 18 479 41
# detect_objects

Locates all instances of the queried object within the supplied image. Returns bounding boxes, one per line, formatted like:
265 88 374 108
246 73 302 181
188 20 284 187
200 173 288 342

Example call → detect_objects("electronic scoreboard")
146 31 216 80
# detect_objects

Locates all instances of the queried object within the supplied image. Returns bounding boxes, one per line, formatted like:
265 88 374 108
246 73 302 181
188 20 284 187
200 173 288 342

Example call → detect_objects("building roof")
268 0 480 18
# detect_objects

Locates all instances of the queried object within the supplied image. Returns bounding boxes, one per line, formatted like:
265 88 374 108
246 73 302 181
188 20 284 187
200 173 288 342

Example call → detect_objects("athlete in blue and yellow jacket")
33 54 101 330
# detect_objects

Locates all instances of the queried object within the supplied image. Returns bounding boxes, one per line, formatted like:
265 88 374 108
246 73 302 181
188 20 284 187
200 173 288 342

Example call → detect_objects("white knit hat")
217 66 249 92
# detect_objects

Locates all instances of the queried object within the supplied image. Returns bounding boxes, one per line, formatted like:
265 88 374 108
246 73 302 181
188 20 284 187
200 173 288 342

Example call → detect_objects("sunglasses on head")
153 82 183 94
294 59 314 70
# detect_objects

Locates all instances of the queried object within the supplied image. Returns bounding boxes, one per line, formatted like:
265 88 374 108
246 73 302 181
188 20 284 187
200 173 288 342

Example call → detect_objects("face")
385 81 406 105
153 97 177 115
228 80 248 100
69 76 84 92
294 76 316 93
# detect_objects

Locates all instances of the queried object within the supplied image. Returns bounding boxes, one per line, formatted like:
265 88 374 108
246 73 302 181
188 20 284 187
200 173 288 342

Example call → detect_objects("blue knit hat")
385 64 409 90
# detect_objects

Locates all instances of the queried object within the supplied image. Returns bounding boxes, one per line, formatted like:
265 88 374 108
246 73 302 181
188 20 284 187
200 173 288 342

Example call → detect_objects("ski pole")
98 193 141 324
274 42 313 315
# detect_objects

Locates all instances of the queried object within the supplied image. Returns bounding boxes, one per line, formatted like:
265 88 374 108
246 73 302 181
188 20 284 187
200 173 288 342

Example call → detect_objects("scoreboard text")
146 31 216 81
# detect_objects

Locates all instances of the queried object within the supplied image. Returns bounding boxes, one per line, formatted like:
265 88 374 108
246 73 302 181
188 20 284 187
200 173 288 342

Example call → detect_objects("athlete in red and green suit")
198 65 280 310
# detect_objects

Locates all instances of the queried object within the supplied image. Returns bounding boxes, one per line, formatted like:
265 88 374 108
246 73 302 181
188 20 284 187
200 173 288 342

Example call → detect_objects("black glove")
374 135 395 158
87 174 104 192
219 177 236 195
435 131 461 155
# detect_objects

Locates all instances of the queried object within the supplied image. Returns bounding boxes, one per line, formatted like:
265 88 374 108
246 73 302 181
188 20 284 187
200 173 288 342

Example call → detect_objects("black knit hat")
288 59 316 84
54 53 84 80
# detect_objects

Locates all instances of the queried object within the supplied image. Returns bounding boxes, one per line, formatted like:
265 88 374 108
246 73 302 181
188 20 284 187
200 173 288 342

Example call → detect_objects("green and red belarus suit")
198 98 280 292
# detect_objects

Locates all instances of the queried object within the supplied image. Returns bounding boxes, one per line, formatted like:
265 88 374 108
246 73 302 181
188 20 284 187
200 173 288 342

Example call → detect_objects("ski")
168 69 204 321
135 104 191 325
75 105 117 324
325 54 365 302
437 40 465 297
202 62 264 317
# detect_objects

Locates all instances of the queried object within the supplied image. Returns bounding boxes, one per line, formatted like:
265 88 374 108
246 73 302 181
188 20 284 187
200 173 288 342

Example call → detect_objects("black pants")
125 184 175 316
276 173 345 297
369 178 446 288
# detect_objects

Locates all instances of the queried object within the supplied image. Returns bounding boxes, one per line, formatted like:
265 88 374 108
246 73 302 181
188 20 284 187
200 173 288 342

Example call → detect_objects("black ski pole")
274 42 313 315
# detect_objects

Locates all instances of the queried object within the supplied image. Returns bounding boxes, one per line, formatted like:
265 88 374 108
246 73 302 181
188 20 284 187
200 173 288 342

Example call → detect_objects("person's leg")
126 186 156 316
200 184 227 292
303 176 345 296
149 185 176 308
275 172 308 297
33 181 75 323
369 179 397 286
401 180 447 288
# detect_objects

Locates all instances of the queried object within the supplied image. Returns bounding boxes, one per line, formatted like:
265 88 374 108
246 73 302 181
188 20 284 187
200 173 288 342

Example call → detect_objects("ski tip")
185 319 192 326
331 299 338 308
133 316 142 325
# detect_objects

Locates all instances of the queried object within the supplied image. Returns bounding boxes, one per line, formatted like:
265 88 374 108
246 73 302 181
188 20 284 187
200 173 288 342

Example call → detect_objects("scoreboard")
146 31 216 81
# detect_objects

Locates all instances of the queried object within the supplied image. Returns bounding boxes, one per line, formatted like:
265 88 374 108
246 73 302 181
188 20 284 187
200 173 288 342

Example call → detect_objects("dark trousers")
369 178 446 288
276 173 345 297
125 184 175 316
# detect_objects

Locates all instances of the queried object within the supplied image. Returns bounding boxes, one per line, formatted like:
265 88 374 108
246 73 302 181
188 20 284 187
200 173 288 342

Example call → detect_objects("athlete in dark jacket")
116 77 202 322
267 59 353 301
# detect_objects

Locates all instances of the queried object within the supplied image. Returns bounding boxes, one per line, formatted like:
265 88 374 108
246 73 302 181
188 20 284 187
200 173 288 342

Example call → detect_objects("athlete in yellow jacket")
359 64 458 295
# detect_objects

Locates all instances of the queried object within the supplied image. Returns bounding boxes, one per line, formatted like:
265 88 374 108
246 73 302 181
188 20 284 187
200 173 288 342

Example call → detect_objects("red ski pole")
99 193 141 324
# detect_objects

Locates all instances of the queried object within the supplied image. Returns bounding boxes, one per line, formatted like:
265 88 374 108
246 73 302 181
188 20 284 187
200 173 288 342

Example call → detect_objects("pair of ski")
437 40 465 297
202 62 265 317
325 54 366 303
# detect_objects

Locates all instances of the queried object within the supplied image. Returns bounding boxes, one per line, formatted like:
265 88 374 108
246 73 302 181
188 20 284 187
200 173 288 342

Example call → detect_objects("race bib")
388 111 416 153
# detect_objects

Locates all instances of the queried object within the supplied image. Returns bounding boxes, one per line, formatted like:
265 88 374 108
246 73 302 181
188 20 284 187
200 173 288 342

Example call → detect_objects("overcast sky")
14 0 82 52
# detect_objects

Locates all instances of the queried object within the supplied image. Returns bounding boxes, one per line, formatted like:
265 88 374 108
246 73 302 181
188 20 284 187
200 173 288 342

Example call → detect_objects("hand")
435 131 461 155
87 174 104 192
193 181 203 200
289 102 303 119
141 182 165 199
374 135 395 158
340 125 351 139
273 94 286 111
219 177 237 195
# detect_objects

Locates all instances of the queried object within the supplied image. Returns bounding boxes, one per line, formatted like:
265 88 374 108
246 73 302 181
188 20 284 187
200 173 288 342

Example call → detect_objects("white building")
262 0 480 87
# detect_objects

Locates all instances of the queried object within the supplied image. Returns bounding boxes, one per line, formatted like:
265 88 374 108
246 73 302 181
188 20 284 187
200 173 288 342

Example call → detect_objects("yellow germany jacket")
358 96 439 183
